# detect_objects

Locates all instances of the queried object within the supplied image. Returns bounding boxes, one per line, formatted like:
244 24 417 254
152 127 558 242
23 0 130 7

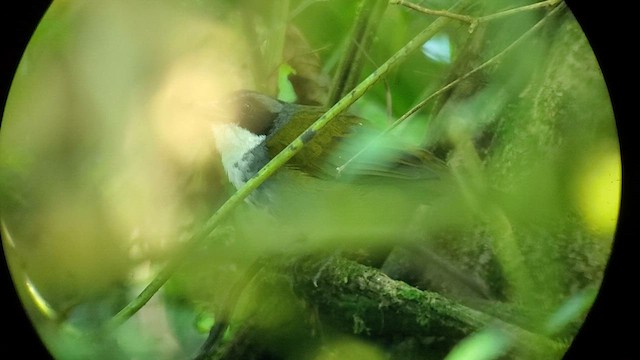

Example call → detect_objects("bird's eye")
234 92 279 136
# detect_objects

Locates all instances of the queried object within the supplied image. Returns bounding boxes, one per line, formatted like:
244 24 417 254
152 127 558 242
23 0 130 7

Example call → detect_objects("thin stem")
390 0 474 24
391 0 564 29
401 6 563 127
328 0 388 105
479 0 562 23
107 0 470 329
107 225 228 329
107 260 177 329
352 38 395 123
337 2 566 175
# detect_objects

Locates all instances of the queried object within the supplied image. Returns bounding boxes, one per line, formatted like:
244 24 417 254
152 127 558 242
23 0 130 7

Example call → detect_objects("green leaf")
444 328 511 360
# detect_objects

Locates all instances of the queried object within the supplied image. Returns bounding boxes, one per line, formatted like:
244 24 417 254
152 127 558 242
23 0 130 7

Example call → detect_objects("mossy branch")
196 255 566 359
107 0 471 330
277 255 565 358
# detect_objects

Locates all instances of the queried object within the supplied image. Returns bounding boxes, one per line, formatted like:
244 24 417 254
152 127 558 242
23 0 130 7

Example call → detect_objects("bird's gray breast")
239 142 270 184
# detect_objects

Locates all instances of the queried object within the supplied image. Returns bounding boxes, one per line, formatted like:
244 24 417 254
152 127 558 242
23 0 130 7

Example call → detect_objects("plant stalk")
328 0 388 105
107 0 469 329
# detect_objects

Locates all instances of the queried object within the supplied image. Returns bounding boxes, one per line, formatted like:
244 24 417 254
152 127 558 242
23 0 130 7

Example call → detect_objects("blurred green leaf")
444 328 511 360
544 288 597 336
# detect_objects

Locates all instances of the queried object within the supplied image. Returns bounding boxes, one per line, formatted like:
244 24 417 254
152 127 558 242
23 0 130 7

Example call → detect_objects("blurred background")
0 0 621 359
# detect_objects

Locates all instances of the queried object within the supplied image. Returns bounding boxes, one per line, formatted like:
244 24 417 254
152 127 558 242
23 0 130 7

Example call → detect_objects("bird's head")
211 90 354 189
210 91 280 189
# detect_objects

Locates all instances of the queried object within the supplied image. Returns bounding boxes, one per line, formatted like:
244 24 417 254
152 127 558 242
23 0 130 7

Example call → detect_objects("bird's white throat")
212 123 267 189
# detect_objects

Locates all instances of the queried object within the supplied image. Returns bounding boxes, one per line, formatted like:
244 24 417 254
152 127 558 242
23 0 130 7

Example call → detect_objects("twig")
400 4 565 127
390 0 475 24
478 0 563 23
351 38 395 123
390 0 564 32
337 2 566 175
107 0 472 330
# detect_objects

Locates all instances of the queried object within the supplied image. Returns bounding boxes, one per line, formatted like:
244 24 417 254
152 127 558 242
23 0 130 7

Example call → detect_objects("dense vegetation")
0 1 618 359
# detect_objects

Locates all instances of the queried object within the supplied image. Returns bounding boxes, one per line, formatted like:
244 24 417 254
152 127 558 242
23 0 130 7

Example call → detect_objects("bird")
208 90 458 254
197 90 492 359
211 90 448 196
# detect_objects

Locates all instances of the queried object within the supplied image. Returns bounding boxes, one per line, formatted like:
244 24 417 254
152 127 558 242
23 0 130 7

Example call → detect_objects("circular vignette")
0 1 632 359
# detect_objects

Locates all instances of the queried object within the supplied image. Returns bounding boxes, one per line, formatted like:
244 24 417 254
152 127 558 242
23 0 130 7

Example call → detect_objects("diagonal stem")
107 0 471 329
328 0 388 105
337 2 566 175
478 0 563 23
391 0 564 33
390 0 475 24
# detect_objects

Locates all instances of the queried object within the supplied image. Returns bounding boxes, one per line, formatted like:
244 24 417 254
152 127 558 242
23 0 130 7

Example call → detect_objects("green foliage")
0 0 617 359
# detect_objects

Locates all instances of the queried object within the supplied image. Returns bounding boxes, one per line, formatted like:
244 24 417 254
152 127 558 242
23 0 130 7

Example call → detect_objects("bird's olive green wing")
329 128 449 183
266 105 362 177
338 145 448 182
